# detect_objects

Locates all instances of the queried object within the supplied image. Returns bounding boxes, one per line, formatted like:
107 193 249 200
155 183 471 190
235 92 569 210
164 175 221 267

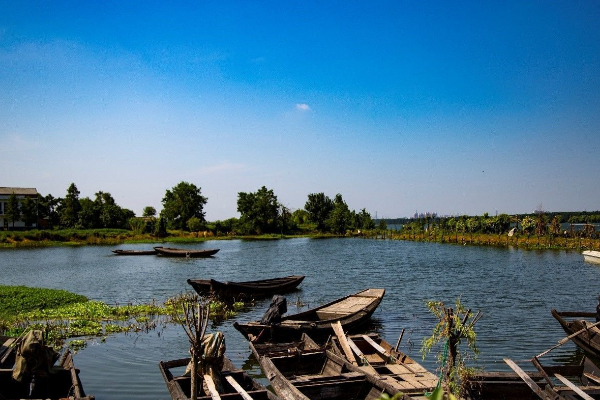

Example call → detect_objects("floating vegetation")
0 285 250 348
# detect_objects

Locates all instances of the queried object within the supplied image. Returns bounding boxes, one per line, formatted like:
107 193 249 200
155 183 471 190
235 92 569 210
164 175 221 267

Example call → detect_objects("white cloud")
296 103 311 111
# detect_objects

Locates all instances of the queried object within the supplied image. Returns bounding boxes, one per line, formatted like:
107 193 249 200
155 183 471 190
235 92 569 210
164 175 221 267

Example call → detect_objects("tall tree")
20 196 38 227
143 206 157 217
237 186 280 234
304 192 334 231
161 182 207 230
5 192 21 230
38 194 61 228
326 193 351 234
60 183 81 228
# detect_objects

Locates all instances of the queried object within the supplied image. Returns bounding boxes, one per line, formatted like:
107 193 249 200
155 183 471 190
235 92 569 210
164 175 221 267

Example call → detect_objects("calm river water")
0 238 597 399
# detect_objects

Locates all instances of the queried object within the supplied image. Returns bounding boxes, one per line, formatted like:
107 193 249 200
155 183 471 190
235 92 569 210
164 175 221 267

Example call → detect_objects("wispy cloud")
296 103 311 111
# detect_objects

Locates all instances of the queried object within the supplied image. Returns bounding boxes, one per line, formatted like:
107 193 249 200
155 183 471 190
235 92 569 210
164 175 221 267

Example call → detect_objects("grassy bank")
0 285 245 349
382 230 600 251
0 228 350 248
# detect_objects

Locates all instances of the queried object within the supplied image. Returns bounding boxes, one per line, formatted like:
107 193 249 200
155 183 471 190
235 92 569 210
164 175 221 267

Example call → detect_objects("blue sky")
1 1 599 220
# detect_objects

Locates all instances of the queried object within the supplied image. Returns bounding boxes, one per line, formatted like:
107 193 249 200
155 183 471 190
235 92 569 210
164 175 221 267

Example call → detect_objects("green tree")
38 194 61 228
77 197 98 228
305 192 334 231
20 196 38 227
143 206 157 217
5 192 21 229
521 216 536 238
154 216 167 238
326 194 351 234
377 219 387 231
60 183 82 228
237 186 280 234
291 209 309 225
187 217 204 236
356 208 375 230
161 182 207 230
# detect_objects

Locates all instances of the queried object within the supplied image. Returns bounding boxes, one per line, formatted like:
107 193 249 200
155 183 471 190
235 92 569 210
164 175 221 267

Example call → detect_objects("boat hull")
234 288 385 343
154 246 220 257
583 250 600 265
187 275 305 298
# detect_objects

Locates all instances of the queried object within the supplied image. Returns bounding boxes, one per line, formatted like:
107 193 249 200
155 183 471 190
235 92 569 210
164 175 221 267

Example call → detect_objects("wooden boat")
250 333 412 400
233 288 385 343
0 334 93 400
500 356 600 400
583 250 600 265
159 356 281 400
187 275 305 298
328 331 438 396
154 246 220 258
551 309 600 357
112 249 158 255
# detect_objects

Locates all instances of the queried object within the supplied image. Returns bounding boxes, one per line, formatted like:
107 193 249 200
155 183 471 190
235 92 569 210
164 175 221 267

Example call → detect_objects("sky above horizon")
2 1 600 220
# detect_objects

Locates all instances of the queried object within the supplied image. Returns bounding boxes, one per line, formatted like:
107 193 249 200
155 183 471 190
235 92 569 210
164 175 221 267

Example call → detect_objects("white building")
0 187 39 229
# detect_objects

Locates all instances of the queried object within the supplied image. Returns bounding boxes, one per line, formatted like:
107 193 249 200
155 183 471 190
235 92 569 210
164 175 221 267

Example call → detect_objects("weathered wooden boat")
154 246 220 258
159 355 281 400
250 333 412 400
233 288 385 343
551 309 600 357
187 275 305 298
500 356 600 400
328 331 438 396
0 333 93 400
583 250 600 265
112 249 158 255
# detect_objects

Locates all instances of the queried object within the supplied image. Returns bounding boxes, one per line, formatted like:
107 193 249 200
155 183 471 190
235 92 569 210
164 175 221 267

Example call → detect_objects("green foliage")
378 219 388 231
421 298 479 398
5 192 21 229
237 186 280 234
375 393 406 400
326 194 352 234
20 196 38 226
161 181 208 230
187 216 204 233
305 192 334 231
154 216 168 238
142 206 157 217
521 216 536 236
60 183 82 228
0 285 88 320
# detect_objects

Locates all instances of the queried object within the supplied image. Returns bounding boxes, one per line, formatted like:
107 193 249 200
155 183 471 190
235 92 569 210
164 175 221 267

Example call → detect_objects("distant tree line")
400 211 600 239
6 181 378 237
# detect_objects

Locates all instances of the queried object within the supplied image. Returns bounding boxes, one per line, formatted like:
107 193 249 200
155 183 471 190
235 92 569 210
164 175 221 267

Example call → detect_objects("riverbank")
0 285 246 348
384 230 600 251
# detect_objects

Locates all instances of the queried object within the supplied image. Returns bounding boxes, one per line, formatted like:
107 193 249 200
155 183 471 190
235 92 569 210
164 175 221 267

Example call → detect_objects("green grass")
0 285 88 320
0 285 249 348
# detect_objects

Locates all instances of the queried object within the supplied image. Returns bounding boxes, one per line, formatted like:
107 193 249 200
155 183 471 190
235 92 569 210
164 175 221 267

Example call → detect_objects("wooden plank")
331 321 357 365
204 374 222 400
362 334 389 357
225 375 253 400
554 374 594 400
584 373 600 385
504 358 555 400
537 320 600 358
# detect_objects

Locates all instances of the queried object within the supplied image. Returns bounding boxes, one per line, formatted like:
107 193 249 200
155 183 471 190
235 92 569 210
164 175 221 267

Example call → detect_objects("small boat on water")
250 333 411 400
328 331 438 396
112 249 158 255
154 246 220 258
551 309 600 358
1 332 93 400
187 275 305 299
159 356 280 400
583 250 600 265
233 288 385 343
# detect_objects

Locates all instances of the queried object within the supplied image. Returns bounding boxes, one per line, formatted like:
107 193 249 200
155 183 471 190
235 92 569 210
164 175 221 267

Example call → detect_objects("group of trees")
401 212 598 239
5 181 380 236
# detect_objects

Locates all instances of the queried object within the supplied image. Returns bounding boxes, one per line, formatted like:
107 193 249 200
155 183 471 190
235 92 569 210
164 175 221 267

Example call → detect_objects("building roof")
0 187 39 196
